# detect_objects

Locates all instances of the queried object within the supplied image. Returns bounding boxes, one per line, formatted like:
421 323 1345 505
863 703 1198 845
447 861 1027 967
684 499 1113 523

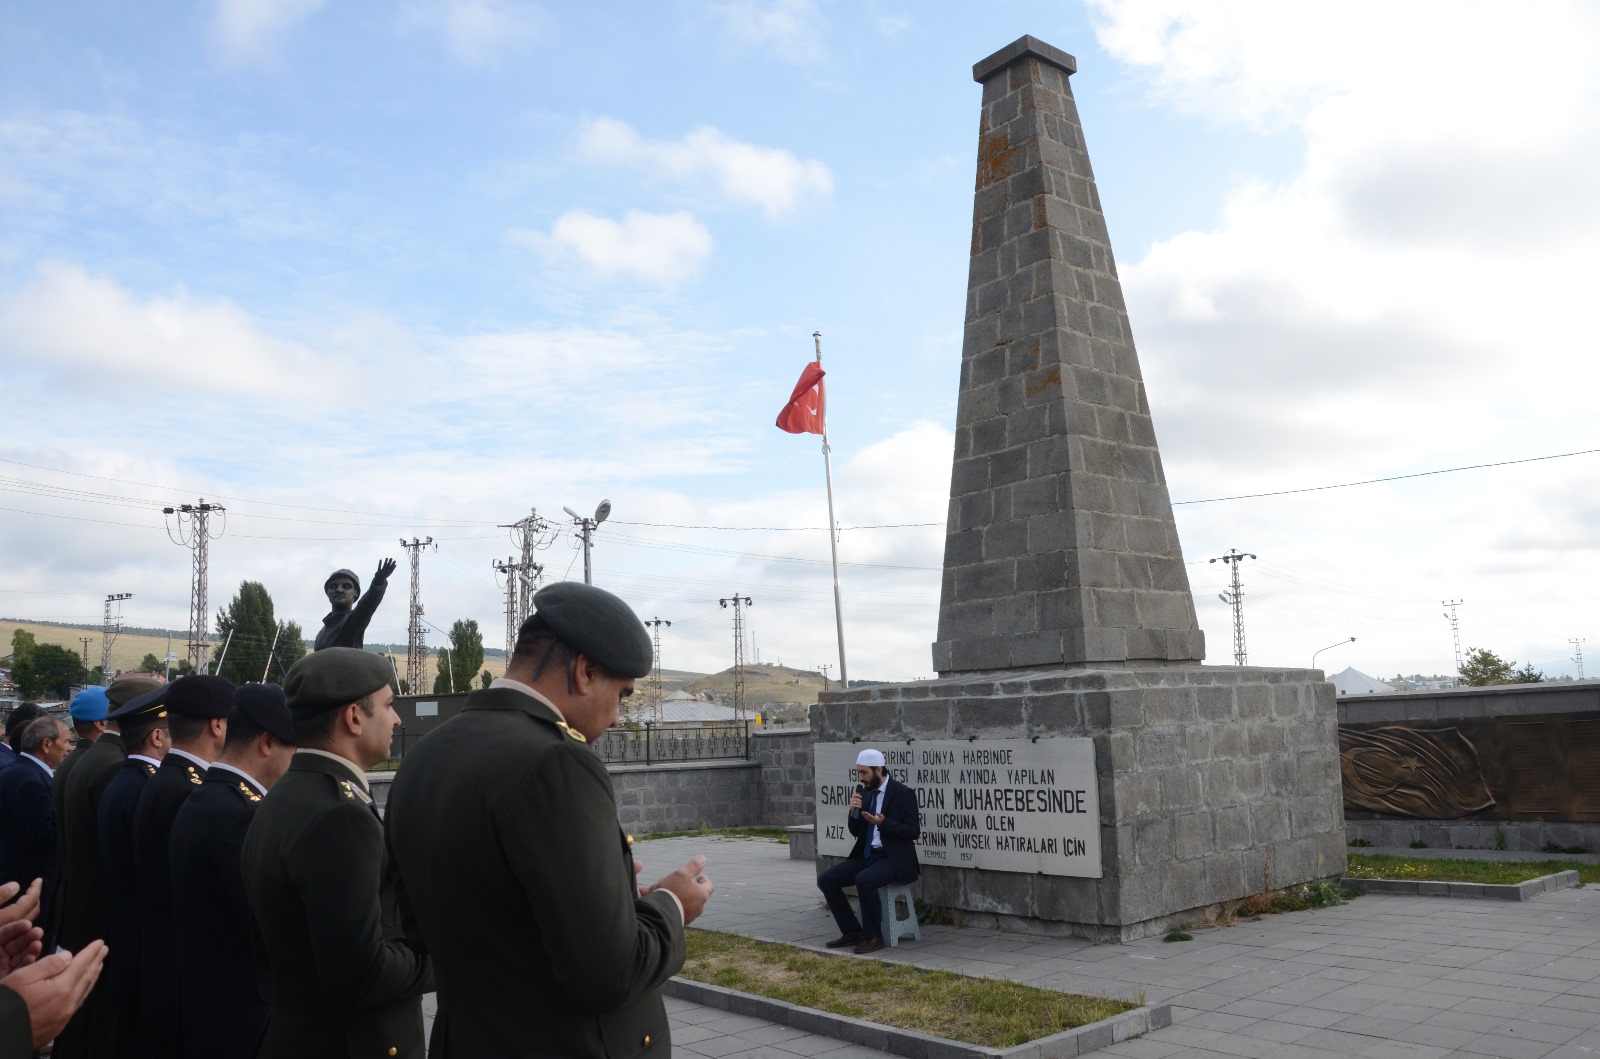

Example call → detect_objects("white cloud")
396 0 541 65
578 118 832 220
0 261 337 396
209 0 325 68
512 208 713 286
713 0 826 61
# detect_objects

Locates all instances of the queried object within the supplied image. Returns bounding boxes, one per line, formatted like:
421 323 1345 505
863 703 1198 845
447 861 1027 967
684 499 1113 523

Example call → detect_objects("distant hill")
678 663 830 707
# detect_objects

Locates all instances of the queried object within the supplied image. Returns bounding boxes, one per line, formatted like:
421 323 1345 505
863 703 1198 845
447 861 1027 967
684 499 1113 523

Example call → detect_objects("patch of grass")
1347 854 1600 886
1163 930 1193 942
1543 842 1590 855
638 825 789 842
1233 881 1354 918
680 930 1135 1048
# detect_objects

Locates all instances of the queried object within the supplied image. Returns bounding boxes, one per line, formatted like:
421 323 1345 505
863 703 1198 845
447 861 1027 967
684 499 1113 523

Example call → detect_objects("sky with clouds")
3 1 1599 684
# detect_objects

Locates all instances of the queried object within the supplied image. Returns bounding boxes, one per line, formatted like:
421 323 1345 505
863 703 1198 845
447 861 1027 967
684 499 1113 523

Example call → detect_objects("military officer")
170 682 296 1059
52 676 159 1059
387 582 715 1058
96 684 170 1059
53 687 110 821
131 674 232 1057
241 648 431 1059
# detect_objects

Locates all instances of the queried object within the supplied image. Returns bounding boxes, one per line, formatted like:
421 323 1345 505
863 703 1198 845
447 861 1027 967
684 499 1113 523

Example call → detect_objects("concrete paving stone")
1429 1010 1520 1034
1358 1043 1453 1059
1391 1023 1483 1050
689 1034 779 1058
672 1023 734 1045
1337 1015 1445 1040
737 1023 819 1046
1268 1005 1365 1030
1295 1028 1395 1052
1181 1010 1260 1033
1457 1033 1560 1058
1098 1037 1187 1057
1518 1005 1600 1030
1218 998 1294 1019
1236 1018 1320 1043
1490 1020 1584 1046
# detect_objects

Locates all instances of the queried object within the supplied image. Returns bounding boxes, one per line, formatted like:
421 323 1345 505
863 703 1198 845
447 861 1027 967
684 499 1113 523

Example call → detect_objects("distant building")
1330 667 1394 696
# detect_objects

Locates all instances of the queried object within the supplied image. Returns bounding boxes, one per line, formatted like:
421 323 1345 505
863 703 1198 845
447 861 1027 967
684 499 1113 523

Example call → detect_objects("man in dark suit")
96 685 170 1059
387 582 715 1058
0 716 72 950
52 676 159 1059
817 748 921 954
241 648 431 1059
170 683 296 1059
0 704 46 770
131 674 232 1058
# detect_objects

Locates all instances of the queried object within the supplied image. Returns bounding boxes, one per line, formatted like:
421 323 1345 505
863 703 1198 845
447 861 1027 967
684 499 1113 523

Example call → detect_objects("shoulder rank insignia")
556 722 588 744
338 779 374 806
142 762 157 776
238 781 262 803
186 766 202 785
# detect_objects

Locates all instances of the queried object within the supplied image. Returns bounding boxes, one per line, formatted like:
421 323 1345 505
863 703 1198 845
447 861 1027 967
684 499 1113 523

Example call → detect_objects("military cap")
108 683 168 723
232 683 296 744
106 676 163 707
69 686 110 722
324 568 361 593
531 581 653 678
283 648 393 720
165 674 236 718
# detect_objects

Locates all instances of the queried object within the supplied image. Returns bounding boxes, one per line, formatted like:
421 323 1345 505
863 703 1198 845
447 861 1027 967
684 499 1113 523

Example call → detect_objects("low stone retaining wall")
1340 869 1581 901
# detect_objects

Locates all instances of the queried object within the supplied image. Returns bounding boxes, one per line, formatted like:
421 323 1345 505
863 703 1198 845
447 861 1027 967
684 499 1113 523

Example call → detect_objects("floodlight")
594 500 612 524
563 506 581 521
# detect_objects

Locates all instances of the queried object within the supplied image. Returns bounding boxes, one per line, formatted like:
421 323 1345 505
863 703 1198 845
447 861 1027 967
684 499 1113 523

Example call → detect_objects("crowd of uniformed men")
0 581 716 1058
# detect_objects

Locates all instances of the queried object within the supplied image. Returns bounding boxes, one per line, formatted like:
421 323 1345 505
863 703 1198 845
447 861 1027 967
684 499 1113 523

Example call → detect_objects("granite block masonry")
812 36 1345 943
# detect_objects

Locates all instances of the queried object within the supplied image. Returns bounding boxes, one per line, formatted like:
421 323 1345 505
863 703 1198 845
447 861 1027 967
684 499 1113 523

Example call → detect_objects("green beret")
107 676 163 707
283 648 394 720
531 582 652 678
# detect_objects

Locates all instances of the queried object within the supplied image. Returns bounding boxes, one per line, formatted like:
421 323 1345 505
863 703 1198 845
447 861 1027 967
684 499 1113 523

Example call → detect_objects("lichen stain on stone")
976 133 1015 190
1033 195 1048 230
1025 368 1062 398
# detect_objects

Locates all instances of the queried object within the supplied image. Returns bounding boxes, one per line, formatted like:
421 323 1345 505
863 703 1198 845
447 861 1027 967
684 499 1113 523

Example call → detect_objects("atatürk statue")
313 559 398 651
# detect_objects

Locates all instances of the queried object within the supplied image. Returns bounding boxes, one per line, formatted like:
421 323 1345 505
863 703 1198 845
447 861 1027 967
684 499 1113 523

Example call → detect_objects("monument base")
812 665 1346 943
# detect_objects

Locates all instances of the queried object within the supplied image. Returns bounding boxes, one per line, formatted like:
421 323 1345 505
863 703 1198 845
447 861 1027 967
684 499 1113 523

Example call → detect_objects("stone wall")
814 665 1346 942
752 729 814 827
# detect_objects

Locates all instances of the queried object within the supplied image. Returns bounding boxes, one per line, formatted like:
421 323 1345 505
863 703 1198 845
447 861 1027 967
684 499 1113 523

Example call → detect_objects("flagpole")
814 331 849 688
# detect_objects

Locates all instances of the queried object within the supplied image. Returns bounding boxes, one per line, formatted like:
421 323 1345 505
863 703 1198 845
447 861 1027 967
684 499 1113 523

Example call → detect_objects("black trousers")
818 852 898 940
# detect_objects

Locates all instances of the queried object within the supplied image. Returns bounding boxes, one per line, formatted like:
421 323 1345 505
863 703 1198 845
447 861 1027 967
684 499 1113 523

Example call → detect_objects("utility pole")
719 594 753 722
100 592 132 683
1571 638 1586 680
78 637 93 681
819 663 831 690
1442 600 1465 673
491 556 539 659
644 618 671 723
400 537 435 695
563 501 611 585
164 500 225 672
499 509 551 629
1209 548 1255 666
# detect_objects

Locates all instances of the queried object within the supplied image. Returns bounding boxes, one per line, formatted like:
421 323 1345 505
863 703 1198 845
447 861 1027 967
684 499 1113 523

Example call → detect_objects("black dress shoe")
852 938 885 955
825 932 863 948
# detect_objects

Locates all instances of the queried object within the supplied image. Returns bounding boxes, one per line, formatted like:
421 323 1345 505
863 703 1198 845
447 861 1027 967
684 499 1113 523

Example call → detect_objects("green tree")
214 581 305 684
139 653 164 673
8 629 37 664
12 643 86 698
479 669 493 690
1459 647 1544 686
432 620 484 694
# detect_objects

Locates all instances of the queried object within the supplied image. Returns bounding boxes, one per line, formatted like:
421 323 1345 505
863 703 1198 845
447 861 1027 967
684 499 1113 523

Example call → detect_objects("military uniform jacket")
386 685 686 1059
132 752 206 1058
98 756 157 1059
0 983 32 1059
169 767 269 1059
51 733 124 1059
241 753 431 1059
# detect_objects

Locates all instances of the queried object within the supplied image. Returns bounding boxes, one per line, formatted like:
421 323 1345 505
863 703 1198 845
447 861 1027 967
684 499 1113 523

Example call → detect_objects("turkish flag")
775 362 826 434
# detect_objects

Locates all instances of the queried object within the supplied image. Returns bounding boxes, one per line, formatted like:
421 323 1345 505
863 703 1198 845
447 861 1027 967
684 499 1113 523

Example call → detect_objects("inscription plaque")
813 739 1102 878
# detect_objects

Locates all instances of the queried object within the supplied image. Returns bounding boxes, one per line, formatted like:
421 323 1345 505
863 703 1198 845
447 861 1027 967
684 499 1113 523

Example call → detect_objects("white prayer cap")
855 749 886 767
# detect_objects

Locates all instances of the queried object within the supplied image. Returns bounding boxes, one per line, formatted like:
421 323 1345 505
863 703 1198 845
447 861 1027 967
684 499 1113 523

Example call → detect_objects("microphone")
848 783 866 819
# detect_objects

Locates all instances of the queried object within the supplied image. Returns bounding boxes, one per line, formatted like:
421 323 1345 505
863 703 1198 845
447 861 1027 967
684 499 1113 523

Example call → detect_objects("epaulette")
186 765 202 785
338 779 374 806
141 762 157 777
555 722 588 744
238 781 262 804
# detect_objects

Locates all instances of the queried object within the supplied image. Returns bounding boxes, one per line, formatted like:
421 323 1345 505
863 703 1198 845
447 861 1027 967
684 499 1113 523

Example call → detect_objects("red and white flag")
775 362 826 435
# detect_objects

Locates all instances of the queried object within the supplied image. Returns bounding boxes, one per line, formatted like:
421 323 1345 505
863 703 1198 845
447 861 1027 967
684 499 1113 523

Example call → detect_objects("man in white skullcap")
815 748 921 954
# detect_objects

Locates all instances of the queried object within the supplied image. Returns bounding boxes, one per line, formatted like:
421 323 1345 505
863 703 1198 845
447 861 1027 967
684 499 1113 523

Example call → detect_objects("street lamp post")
562 500 612 585
1311 636 1356 672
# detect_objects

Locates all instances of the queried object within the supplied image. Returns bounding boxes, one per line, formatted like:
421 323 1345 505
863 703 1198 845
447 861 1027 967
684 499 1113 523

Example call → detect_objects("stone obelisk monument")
811 36 1345 942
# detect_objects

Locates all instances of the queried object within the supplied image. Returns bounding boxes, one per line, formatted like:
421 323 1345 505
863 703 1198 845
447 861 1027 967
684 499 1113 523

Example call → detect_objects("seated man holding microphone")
816 748 921 954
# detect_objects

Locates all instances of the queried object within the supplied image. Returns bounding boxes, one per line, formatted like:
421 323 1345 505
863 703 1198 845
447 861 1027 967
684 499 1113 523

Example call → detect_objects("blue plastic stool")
880 882 921 946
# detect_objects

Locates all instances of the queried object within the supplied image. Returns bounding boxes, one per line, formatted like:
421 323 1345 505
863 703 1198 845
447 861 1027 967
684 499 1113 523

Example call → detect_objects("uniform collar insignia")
186 766 202 785
142 762 157 776
237 781 262 803
338 779 374 806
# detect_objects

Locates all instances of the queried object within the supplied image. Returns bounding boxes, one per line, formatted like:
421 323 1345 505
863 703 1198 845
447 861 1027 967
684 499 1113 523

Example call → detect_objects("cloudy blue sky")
4 1 1599 683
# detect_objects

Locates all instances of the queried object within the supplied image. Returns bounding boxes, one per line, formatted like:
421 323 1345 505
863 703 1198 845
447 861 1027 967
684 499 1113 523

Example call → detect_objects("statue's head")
324 569 361 611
